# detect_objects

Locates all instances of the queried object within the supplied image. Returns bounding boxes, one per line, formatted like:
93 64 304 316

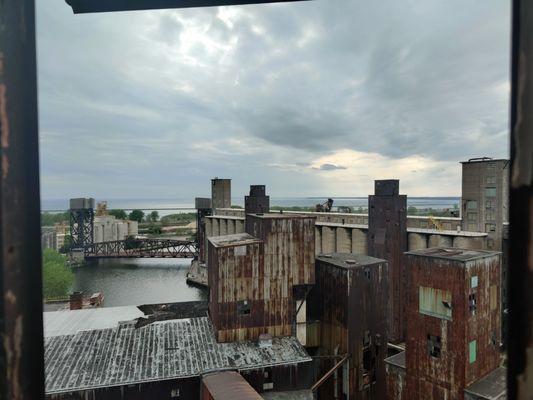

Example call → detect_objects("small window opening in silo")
363 330 371 347
427 335 441 358
469 293 477 314
363 348 375 372
491 331 498 346
238 300 251 316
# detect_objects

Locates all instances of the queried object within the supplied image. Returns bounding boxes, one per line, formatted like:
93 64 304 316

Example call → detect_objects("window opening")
427 335 441 358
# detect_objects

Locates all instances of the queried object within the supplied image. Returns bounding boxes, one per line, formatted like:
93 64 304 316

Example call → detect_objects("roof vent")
322 254 333 258
345 259 358 265
258 333 273 348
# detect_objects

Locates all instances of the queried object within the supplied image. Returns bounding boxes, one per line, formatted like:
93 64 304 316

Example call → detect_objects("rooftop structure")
212 178 231 210
245 185 270 215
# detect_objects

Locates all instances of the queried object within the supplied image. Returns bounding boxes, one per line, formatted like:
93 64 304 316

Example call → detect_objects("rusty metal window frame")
1 0 531 399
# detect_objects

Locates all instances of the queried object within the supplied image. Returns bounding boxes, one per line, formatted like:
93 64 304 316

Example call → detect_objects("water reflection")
73 258 206 307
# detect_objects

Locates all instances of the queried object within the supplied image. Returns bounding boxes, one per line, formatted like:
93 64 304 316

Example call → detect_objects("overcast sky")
37 0 510 200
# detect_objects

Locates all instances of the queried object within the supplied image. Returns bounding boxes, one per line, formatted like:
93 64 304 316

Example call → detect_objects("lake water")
73 258 206 307
42 197 460 217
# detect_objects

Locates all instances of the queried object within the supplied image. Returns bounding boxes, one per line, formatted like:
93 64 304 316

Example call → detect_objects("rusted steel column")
0 1 45 399
508 0 533 398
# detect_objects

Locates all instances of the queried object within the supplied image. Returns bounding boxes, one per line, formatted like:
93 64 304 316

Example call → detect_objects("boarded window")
486 176 496 184
469 340 477 363
471 276 478 288
490 285 498 311
467 212 478 222
419 287 452 320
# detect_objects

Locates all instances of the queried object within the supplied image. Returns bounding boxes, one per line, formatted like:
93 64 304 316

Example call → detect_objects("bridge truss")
84 238 198 259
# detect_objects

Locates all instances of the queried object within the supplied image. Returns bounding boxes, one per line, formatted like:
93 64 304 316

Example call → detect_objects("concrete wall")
93 216 139 243
205 216 488 258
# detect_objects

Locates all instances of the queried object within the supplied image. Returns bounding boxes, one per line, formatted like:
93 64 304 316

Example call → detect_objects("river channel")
72 258 206 307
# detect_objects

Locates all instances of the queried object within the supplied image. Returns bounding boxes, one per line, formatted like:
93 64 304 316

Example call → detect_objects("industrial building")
309 253 389 400
43 305 313 399
367 180 407 344
207 188 316 343
93 214 138 243
461 158 509 251
385 247 504 400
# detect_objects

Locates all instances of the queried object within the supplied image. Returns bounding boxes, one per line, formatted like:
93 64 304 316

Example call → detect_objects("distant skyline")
37 0 510 200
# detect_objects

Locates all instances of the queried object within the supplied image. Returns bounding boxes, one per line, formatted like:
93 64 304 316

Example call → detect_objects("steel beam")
66 0 310 14
0 1 45 399
508 1 533 399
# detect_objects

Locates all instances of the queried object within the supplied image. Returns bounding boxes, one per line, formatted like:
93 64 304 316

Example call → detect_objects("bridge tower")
195 198 212 263
69 198 95 249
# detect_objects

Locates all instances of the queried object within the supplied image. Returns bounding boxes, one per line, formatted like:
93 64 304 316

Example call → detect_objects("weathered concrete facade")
404 248 502 400
205 216 487 260
310 254 389 400
461 159 509 251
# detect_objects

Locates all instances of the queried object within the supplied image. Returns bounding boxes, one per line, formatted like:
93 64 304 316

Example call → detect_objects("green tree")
128 209 145 222
109 209 127 220
149 210 159 222
42 249 74 299
59 235 72 254
407 206 418 215
41 212 69 226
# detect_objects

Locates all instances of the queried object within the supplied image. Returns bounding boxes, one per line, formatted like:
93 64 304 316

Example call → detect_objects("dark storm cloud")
36 0 510 198
317 164 347 171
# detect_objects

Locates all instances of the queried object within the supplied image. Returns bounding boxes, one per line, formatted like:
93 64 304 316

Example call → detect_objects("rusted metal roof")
208 233 262 248
202 371 263 399
315 253 385 270
405 247 501 262
464 367 507 399
261 390 314 399
44 315 310 394
384 351 405 369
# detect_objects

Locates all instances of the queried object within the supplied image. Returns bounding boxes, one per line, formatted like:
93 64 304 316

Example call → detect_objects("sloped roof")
45 314 310 394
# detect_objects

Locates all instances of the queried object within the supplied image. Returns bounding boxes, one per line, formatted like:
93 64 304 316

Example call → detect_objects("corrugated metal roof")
316 253 386 270
405 247 501 262
45 316 310 394
464 367 507 399
208 233 262 248
44 306 144 337
203 371 263 399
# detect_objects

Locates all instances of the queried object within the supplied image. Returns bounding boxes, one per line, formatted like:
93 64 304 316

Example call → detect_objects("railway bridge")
84 238 198 259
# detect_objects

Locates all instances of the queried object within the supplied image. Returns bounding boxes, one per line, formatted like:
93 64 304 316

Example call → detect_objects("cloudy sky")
37 0 510 200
